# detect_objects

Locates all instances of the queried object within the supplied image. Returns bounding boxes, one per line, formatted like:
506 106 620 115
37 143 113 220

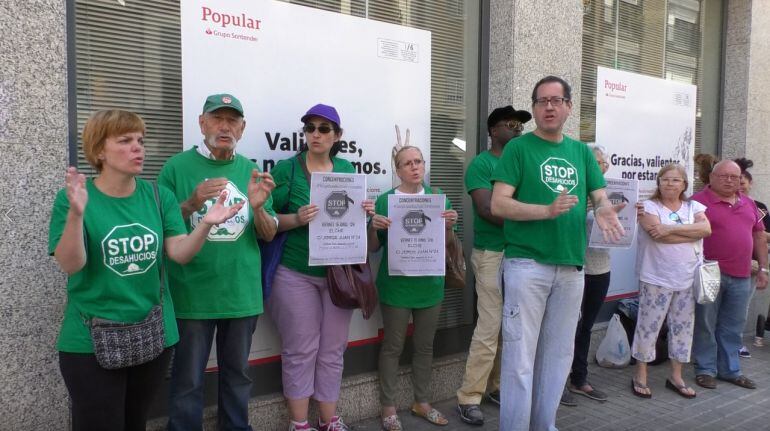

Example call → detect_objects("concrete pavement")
350 335 770 430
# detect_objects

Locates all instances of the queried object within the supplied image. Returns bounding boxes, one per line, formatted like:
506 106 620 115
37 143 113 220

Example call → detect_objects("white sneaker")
289 421 318 431
739 346 751 358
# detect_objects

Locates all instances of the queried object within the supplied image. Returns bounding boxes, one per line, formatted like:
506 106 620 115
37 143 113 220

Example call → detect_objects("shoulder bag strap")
151 180 164 306
281 157 296 213
687 201 703 262
297 152 312 183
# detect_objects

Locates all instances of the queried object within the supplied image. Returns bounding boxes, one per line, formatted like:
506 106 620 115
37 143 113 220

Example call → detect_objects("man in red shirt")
691 160 768 390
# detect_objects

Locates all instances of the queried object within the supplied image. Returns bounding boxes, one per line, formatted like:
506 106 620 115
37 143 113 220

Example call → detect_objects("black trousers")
59 348 173 431
569 272 611 387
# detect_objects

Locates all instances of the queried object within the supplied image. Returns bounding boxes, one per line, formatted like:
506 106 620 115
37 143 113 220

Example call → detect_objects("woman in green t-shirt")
49 110 243 431
368 146 458 430
268 104 375 431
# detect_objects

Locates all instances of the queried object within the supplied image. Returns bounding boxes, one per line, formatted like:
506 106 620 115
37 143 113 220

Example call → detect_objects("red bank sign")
201 6 261 30
604 79 628 93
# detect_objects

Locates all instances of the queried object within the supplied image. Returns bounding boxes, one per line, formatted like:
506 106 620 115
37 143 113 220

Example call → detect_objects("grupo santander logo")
201 6 261 42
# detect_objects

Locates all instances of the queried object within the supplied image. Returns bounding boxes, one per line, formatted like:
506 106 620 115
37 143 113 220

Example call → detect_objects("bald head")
712 160 740 175
710 160 742 198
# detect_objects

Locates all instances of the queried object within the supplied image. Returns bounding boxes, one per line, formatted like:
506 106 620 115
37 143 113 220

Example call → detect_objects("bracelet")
761 268 769 273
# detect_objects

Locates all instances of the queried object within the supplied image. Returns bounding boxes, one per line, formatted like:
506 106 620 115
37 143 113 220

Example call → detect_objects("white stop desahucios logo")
101 223 159 277
191 181 249 242
540 157 579 194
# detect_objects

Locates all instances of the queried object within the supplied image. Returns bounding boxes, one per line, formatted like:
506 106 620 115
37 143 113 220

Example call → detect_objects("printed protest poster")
308 173 367 265
588 177 638 248
595 67 696 299
387 194 445 276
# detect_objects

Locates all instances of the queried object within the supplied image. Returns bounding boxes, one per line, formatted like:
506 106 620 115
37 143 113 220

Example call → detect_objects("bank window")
580 0 722 158
72 0 480 329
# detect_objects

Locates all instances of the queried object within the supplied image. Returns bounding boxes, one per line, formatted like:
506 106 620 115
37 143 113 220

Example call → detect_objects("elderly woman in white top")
632 163 711 399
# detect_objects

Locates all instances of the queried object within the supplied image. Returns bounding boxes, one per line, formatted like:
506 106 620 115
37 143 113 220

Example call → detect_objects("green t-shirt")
491 132 605 265
373 186 451 308
465 151 504 252
270 152 356 277
48 178 187 353
158 148 275 319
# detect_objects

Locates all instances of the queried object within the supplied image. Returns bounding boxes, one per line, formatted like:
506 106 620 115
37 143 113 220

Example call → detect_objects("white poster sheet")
181 0 431 366
595 67 696 299
589 177 638 248
387 194 445 276
308 173 367 265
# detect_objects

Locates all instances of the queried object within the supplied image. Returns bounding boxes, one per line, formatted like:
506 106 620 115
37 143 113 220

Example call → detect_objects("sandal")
631 379 651 399
717 374 756 389
695 374 717 389
381 414 403 431
665 379 696 399
410 406 448 426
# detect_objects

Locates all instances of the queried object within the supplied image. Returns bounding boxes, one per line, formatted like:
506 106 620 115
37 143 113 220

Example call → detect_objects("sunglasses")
668 212 683 224
302 124 334 134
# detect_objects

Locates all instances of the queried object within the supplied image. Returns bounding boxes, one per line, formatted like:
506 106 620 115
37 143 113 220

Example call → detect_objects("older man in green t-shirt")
490 76 624 431
159 94 277 431
456 105 531 426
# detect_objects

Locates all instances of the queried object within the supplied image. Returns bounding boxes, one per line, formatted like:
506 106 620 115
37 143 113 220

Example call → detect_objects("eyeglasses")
399 159 424 168
533 97 569 107
668 212 683 224
498 121 523 132
659 177 684 184
716 174 741 182
597 161 609 168
303 124 334 134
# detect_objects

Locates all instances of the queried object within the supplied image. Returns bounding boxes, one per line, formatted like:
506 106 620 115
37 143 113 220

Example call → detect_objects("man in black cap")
456 106 531 425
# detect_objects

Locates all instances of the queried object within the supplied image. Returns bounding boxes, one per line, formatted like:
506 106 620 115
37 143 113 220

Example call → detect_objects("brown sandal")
665 379 696 398
631 379 651 399
717 375 756 389
695 374 717 389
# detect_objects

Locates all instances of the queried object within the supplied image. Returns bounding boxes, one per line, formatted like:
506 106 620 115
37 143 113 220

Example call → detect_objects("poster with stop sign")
588 177 638 248
308 172 368 265
387 194 445 276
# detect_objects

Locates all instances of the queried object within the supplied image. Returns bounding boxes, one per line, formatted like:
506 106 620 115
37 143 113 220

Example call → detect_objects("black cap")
487 106 532 129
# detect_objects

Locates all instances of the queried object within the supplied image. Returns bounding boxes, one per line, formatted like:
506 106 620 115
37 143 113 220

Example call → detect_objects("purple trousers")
268 265 354 402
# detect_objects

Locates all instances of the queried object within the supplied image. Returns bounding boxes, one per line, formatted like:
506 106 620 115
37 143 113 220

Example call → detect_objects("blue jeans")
168 316 258 431
692 274 752 379
500 258 584 431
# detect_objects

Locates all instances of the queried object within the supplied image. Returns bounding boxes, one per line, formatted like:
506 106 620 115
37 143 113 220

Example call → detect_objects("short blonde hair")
82 110 146 172
393 145 423 169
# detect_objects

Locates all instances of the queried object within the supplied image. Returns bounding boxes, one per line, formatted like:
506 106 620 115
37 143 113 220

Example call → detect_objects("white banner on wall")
595 67 696 299
180 0 431 367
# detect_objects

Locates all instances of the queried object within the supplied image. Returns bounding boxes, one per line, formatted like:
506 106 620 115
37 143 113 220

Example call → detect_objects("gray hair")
587 143 607 158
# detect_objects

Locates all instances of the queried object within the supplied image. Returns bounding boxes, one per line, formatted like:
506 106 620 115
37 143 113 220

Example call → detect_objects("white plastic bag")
595 314 631 368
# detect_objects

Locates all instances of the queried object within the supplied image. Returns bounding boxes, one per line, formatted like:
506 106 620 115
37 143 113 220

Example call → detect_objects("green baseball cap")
202 93 244 116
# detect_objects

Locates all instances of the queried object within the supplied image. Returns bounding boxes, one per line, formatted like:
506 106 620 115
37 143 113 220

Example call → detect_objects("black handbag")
89 305 165 370
87 181 165 369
